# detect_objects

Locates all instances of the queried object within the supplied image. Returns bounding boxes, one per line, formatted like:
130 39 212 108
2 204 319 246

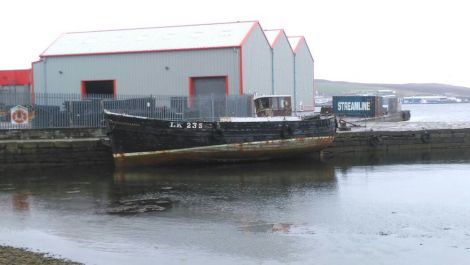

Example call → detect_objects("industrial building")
0 69 31 93
33 21 273 98
288 36 315 110
264 31 314 111
0 69 32 105
264 29 295 100
4 21 315 112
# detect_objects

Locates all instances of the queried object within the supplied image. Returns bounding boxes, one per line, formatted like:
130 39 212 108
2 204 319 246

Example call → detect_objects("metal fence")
0 92 254 129
0 86 31 106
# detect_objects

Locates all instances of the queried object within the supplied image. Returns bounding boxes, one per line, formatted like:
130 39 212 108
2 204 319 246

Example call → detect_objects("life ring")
368 135 382 147
421 131 431 144
280 124 293 139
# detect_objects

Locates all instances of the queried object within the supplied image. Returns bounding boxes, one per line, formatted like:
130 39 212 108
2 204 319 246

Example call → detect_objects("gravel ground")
0 245 83 265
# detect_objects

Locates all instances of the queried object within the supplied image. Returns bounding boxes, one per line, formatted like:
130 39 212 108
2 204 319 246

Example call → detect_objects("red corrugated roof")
0 69 31 86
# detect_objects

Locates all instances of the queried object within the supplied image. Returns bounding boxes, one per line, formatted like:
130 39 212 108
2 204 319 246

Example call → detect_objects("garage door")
191 77 227 119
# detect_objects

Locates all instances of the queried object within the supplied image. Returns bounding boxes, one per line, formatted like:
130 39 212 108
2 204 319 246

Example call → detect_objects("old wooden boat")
104 95 336 167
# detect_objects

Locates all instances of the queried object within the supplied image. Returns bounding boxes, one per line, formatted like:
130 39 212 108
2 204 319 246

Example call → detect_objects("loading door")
191 77 227 119
81 80 115 98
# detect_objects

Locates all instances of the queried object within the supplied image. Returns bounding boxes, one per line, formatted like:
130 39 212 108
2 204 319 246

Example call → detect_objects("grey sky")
2 0 469 87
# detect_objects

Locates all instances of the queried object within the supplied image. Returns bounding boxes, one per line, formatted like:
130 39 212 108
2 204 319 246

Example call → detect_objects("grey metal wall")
0 85 31 105
34 48 240 96
272 32 294 97
241 24 272 96
294 41 314 111
0 85 30 95
32 61 45 94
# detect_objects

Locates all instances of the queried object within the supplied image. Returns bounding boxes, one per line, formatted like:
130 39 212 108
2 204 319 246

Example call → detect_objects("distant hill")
314 79 470 97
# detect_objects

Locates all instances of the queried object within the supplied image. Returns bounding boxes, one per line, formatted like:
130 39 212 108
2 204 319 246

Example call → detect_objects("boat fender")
421 131 431 144
105 123 115 136
280 124 293 139
368 135 382 147
212 122 224 141
401 111 411 121
212 129 224 141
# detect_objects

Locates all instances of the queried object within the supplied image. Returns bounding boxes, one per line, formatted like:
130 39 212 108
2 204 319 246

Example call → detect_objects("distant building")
402 95 457 104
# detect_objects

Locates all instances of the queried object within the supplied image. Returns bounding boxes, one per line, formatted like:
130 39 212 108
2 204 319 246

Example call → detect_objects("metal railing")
0 92 254 129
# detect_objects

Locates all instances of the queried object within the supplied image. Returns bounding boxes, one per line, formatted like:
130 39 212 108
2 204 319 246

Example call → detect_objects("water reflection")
0 160 337 217
113 158 336 191
0 160 338 264
110 159 337 217
0 166 114 216
2 152 470 265
329 148 470 169
11 192 31 211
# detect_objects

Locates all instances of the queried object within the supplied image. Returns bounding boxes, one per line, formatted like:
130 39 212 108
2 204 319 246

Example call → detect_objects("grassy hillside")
315 79 470 97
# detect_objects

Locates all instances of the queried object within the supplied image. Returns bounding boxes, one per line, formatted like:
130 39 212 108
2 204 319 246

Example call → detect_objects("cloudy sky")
2 0 469 87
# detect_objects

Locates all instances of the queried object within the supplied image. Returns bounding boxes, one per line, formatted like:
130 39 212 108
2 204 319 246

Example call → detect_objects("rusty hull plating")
113 135 335 167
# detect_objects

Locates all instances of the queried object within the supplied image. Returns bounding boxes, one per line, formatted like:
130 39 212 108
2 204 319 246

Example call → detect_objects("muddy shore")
0 245 83 265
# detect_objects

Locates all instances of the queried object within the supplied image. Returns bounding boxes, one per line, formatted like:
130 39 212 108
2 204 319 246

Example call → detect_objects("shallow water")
1 103 470 264
1 152 470 265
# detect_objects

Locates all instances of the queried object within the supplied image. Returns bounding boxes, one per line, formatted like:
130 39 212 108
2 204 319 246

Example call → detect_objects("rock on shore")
0 245 83 265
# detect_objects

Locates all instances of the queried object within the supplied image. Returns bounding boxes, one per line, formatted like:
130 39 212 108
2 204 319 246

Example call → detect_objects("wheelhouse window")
254 96 292 117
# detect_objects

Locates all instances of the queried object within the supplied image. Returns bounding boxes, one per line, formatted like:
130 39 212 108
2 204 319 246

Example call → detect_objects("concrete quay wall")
325 127 470 156
0 128 105 140
0 128 112 171
2 124 470 170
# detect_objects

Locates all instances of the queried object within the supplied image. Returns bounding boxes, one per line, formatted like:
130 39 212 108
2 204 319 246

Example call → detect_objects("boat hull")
113 136 335 167
105 111 336 167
